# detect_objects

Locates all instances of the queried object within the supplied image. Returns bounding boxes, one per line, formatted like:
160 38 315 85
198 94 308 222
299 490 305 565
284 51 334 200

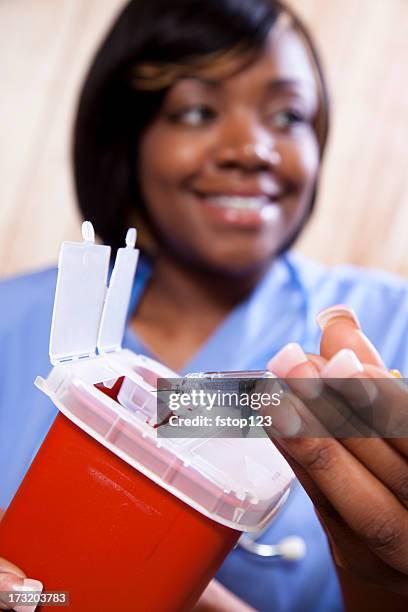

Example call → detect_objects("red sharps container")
0 223 294 612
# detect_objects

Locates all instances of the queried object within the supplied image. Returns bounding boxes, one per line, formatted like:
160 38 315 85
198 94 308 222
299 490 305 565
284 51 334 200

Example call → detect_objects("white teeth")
204 195 269 210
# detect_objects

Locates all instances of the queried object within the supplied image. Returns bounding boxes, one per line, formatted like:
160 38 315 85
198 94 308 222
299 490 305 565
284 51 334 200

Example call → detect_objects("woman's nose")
215 142 281 172
216 137 282 172
214 118 281 173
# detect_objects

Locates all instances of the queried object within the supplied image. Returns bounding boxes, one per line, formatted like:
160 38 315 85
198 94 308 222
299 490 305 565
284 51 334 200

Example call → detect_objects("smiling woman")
2 0 408 278
73 0 328 264
72 0 330 370
1 1 408 612
137 28 321 272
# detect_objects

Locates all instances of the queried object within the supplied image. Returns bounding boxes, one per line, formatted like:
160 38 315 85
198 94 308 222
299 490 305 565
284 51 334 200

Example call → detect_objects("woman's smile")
188 183 286 228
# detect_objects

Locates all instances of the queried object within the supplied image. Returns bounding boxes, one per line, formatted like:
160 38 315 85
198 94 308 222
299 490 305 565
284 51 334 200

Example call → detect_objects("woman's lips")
193 192 282 227
201 194 270 210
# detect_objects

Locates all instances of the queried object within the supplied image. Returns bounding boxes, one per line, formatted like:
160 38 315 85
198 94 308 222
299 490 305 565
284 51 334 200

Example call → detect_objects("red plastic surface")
0 413 239 611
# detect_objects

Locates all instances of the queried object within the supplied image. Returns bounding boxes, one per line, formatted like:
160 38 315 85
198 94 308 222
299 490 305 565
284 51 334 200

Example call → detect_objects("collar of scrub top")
123 250 314 371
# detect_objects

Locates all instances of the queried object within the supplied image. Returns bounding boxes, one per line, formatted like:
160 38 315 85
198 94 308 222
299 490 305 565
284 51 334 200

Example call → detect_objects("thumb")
316 306 385 367
0 558 42 611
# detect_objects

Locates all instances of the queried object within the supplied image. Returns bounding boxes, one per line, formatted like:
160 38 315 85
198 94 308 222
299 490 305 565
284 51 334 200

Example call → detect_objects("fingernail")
291 377 323 400
316 305 360 331
267 343 308 377
13 578 43 612
390 369 402 378
263 398 303 436
321 349 364 378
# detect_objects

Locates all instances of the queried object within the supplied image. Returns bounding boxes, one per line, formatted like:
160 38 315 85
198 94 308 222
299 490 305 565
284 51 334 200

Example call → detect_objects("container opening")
95 375 169 427
95 377 124 402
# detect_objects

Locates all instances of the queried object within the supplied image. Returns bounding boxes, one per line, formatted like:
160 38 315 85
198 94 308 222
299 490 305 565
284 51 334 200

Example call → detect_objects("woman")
0 0 407 610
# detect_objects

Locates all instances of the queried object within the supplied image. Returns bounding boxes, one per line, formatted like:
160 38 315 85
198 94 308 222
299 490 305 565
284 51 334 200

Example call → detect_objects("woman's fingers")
0 559 25 578
317 301 408 453
340 438 408 510
363 366 408 456
266 433 408 573
317 306 385 367
269 344 408 503
0 557 26 610
0 558 42 612
317 305 408 454
267 345 371 437
194 579 256 612
274 445 408 596
266 343 408 574
321 355 408 454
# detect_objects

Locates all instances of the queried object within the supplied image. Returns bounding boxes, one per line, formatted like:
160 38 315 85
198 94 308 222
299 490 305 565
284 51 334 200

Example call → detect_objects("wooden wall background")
1 0 407 279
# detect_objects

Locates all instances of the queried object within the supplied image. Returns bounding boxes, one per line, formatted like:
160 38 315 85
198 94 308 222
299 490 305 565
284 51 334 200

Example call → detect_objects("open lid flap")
97 228 139 354
49 222 110 364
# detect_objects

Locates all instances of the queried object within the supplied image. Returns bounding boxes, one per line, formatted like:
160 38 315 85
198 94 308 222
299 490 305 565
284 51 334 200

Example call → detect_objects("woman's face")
138 26 321 274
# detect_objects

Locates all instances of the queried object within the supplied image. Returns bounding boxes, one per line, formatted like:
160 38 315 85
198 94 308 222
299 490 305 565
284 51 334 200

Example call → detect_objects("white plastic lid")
98 228 139 354
49 222 111 364
42 225 294 531
40 353 294 532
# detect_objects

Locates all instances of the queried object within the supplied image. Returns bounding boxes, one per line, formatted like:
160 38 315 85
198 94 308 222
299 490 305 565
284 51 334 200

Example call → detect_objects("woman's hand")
0 557 33 611
194 579 256 612
0 510 42 611
263 306 408 608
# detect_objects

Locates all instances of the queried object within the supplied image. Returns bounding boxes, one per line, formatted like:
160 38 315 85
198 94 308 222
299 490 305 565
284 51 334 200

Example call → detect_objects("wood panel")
0 0 127 277
289 0 408 274
1 0 407 278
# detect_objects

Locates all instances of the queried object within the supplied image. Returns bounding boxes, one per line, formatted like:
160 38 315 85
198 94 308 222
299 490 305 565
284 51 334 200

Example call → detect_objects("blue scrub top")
1 251 408 612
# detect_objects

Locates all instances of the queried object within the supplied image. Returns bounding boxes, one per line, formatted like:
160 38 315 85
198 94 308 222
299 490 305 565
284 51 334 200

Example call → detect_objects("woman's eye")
168 105 216 126
269 109 308 130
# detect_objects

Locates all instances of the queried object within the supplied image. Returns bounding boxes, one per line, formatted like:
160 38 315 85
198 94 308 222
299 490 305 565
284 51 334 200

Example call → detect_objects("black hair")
73 0 329 252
